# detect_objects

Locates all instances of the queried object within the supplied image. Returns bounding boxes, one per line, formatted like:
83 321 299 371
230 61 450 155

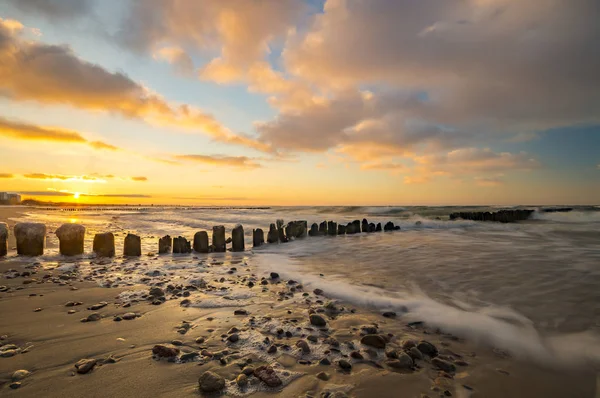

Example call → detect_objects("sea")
7 205 600 367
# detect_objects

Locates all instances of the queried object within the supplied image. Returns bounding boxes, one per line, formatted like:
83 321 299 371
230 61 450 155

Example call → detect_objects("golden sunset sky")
1 0 599 205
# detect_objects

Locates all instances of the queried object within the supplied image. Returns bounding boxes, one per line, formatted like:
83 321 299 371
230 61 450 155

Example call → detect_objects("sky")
0 0 598 206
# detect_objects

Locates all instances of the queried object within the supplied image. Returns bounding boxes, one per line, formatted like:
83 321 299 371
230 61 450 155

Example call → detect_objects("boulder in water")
0 222 8 257
93 232 115 257
232 224 244 252
123 233 141 256
193 231 209 253
253 228 264 247
212 226 226 252
14 222 46 256
158 235 172 254
56 223 85 256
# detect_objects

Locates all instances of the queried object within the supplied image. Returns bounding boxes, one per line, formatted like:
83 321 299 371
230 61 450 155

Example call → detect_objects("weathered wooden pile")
449 209 534 223
0 218 402 258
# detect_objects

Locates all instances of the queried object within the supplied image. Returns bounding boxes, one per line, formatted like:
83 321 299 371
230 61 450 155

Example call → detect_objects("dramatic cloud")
0 173 14 178
3 0 93 20
0 116 118 151
175 154 262 169
0 18 270 153
153 46 194 76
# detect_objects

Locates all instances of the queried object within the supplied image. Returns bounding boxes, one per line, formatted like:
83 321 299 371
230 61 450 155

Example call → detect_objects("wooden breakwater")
449 209 534 223
0 218 401 258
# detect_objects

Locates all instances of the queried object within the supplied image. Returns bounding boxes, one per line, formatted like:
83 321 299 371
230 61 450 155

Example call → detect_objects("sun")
73 192 80 199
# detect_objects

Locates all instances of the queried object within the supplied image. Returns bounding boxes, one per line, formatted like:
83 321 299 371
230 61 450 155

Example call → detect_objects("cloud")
19 190 151 198
131 176 148 182
153 46 195 76
475 176 505 187
22 173 107 183
0 173 14 178
175 154 262 169
0 115 119 151
4 0 93 20
0 18 270 153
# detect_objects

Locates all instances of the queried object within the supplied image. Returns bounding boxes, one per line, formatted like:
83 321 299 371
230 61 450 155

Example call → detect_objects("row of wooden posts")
0 219 401 257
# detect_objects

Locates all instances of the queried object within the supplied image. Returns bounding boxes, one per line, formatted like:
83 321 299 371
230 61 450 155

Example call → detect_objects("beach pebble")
382 311 396 318
360 335 387 349
296 339 311 353
113 316 122 322
1 350 17 358
361 325 378 335
350 351 363 360
198 371 226 393
242 366 255 376
408 347 424 360
195 337 205 344
313 288 324 295
122 312 136 320
171 340 183 346
65 301 83 307
270 272 280 279
68 310 76 314
267 345 277 354
386 353 413 369
12 370 31 381
254 365 282 387
310 314 327 327
417 341 438 357
81 313 101 322
234 309 248 316
432 358 456 373
9 382 21 389
34 308 42 312
149 287 164 297
228 334 240 343
74 358 97 374
180 352 199 362
316 371 330 381
152 345 180 358
87 302 108 311
236 373 249 387
338 359 352 371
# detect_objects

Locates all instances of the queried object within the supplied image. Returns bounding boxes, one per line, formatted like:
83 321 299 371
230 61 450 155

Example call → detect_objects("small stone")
417 340 438 357
1 349 18 358
338 359 352 371
9 382 21 389
228 334 240 343
432 358 456 373
267 345 277 354
234 309 248 316
88 302 108 311
360 334 387 349
296 339 310 353
319 358 331 366
171 340 183 346
307 335 318 343
236 373 248 387
408 347 424 360
12 370 31 381
65 301 83 307
309 314 327 327
180 352 199 361
270 272 280 279
198 371 225 393
316 371 330 381
254 365 282 387
195 337 205 344
122 312 136 320
113 316 122 322
82 313 101 322
242 366 255 376
152 345 180 358
74 358 97 374
34 308 42 312
385 353 413 369
382 311 396 318
313 288 324 295
350 351 363 360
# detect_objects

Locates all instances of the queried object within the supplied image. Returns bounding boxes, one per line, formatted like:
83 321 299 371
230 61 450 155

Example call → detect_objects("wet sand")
0 207 598 397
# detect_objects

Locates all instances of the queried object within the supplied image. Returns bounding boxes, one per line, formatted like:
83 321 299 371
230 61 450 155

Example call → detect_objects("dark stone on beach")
319 358 331 365
417 341 438 357
267 345 277 354
382 311 396 318
270 272 279 279
12 370 30 381
75 358 97 374
386 353 413 369
361 335 387 349
432 358 456 373
193 231 209 253
296 339 310 353
149 287 164 297
198 371 226 393
232 225 245 252
236 373 249 387
124 233 141 257
314 288 324 296
152 345 180 358
254 365 282 387
0 223 7 257
158 235 172 254
309 223 319 237
267 224 279 243
337 224 346 235
56 223 85 256
277 225 288 243
88 302 108 310
82 313 101 322
93 232 115 257
228 334 240 343
173 236 192 253
253 228 264 247
319 221 328 236
376 222 382 232
122 312 136 320
9 382 21 389
350 351 363 359
180 352 199 362
15 223 46 256
296 221 308 238
316 371 330 381
310 314 327 327
338 359 352 371
234 309 248 316
327 221 337 236
242 367 255 375
408 347 424 360
346 220 361 234
212 226 226 252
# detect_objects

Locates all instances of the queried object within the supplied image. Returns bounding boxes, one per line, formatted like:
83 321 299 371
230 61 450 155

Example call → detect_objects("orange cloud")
0 173 14 178
131 176 148 182
23 173 107 183
175 154 261 169
0 116 119 151
0 18 270 153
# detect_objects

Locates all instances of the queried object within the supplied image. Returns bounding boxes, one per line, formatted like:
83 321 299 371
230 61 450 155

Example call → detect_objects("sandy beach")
1 208 598 397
